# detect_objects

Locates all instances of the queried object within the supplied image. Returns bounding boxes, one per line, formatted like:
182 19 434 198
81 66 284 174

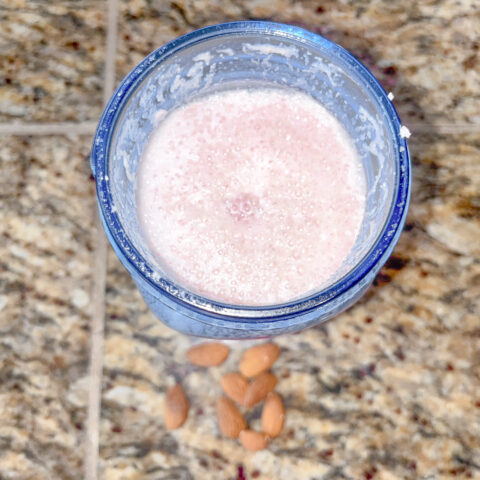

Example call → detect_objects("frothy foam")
137 88 366 305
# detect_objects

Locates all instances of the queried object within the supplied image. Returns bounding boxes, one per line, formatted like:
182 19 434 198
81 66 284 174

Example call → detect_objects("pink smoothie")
137 88 366 305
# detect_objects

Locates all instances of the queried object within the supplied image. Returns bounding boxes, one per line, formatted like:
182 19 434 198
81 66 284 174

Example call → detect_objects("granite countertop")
1 1 479 479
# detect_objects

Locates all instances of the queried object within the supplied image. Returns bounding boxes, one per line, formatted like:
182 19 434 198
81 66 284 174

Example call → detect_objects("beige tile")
0 1 106 123
0 135 96 479
99 126 480 478
115 0 480 126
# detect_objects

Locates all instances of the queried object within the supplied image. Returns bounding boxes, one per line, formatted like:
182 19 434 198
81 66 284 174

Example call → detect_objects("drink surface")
137 88 366 305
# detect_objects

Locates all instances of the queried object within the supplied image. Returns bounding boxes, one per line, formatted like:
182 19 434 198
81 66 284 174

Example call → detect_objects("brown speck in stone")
412 414 419 422
89 45 96 52
65 80 72 87
404 223 414 231
343 333 350 339
252 470 261 478
394 348 405 361
53 355 66 369
112 425 122 433
420 269 428 277
69 40 80 50
355 364 375 379
354 337 360 344
75 423 83 430
449 467 467 475
456 196 480 220
396 408 402 414
281 369 291 379
5 77 12 84
196 407 204 415
211 449 222 460
393 325 405 335
199 458 208 468
364 467 377 479
365 317 373 324
319 448 333 458
446 363 455 371
129 406 137 411
385 256 409 270
286 428 295 439
124 34 131 41
475 401 480 408
407 461 416 470
463 54 477 69
316 6 325 13
383 65 397 76
373 272 391 286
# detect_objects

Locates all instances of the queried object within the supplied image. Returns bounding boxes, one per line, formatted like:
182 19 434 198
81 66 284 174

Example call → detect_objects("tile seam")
84 0 119 479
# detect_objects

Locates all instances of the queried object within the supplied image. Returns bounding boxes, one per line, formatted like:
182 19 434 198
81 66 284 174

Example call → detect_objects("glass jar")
91 21 411 339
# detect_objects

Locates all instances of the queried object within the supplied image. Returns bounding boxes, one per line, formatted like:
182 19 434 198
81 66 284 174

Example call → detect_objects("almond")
244 372 277 408
187 342 230 367
261 392 285 438
239 343 280 377
164 383 189 430
216 396 247 438
221 372 249 405
239 430 269 451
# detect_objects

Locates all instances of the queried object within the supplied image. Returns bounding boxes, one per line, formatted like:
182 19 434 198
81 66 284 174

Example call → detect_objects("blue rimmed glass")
91 21 411 339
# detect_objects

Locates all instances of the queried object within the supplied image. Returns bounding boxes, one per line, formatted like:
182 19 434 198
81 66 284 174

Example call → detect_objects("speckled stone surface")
1 1 480 479
99 127 480 480
116 0 480 126
0 1 105 123
0 135 96 479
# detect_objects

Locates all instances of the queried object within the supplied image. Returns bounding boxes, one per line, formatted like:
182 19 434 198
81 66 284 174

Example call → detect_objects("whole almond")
164 383 189 430
261 392 285 438
216 396 247 438
239 343 280 377
187 342 230 367
239 430 269 451
221 372 249 405
244 372 278 408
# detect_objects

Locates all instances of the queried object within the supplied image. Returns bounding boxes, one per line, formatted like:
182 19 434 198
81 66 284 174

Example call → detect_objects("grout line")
103 0 119 106
0 121 478 137
84 0 118 479
408 124 480 134
84 214 107 480
0 121 98 136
